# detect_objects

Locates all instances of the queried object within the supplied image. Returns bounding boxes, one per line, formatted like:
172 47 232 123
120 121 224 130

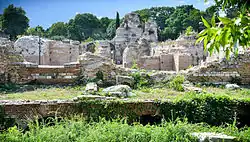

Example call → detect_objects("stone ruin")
14 36 80 65
0 11 250 86
111 13 158 65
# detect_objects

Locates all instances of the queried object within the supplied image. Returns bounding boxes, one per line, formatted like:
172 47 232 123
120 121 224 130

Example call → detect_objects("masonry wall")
12 63 80 84
187 52 250 84
179 54 193 70
14 37 80 66
48 41 79 65
160 54 174 71
138 56 160 70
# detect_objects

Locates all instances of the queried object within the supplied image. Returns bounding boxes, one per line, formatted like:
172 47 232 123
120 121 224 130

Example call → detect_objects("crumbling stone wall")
0 37 23 84
112 13 158 64
187 51 250 84
14 36 80 65
10 62 80 84
123 38 151 68
138 56 160 70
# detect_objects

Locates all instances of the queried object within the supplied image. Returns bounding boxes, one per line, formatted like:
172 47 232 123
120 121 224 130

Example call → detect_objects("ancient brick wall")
12 63 80 84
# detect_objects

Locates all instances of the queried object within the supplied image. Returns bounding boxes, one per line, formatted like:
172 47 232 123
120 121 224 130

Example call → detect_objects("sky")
0 0 215 29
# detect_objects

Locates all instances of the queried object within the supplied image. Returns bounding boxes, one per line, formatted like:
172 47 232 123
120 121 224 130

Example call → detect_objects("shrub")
168 75 185 91
131 71 151 89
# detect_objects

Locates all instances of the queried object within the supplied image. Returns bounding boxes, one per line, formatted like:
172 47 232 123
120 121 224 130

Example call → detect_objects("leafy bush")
168 75 185 91
131 71 151 89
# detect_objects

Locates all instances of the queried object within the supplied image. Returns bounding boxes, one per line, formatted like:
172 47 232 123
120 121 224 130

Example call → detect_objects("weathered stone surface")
225 84 240 90
102 85 133 98
0 37 24 83
187 51 250 84
79 52 117 83
142 19 158 42
191 132 235 142
95 40 112 59
116 75 134 86
123 38 151 68
85 82 98 93
14 36 80 65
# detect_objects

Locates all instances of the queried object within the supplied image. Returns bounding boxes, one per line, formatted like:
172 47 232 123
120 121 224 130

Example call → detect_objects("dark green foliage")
2 4 29 40
164 5 203 40
115 12 120 29
0 83 19 92
136 5 204 41
96 70 104 81
47 22 68 37
0 14 3 30
106 20 116 39
67 13 101 41
100 17 112 33
160 94 239 126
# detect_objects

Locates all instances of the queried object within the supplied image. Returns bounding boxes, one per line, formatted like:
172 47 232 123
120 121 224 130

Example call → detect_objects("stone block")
191 132 235 142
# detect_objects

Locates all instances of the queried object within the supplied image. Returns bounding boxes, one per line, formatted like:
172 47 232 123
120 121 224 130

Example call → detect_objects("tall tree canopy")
0 14 3 30
68 13 100 41
2 4 29 40
47 22 68 37
136 5 203 41
115 12 120 29
106 20 116 39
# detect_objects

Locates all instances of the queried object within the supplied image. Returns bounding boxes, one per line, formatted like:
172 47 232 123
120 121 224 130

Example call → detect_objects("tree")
116 12 120 29
2 4 29 40
100 17 112 32
26 25 45 36
197 0 250 59
47 22 67 37
68 13 100 41
163 5 203 40
106 20 116 39
0 14 2 30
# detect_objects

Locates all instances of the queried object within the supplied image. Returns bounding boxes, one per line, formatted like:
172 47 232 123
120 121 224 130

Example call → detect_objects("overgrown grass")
0 86 85 100
1 117 250 142
132 86 250 101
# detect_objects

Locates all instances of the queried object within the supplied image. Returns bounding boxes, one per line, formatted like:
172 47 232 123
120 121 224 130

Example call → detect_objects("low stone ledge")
191 132 235 142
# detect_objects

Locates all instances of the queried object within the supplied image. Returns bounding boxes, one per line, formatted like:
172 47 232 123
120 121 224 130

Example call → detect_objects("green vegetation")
197 0 250 59
168 75 185 91
0 85 84 100
1 117 250 142
1 4 29 40
115 12 120 29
